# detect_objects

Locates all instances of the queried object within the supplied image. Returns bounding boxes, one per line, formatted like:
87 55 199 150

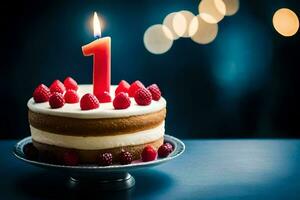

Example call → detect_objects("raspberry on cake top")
28 85 166 119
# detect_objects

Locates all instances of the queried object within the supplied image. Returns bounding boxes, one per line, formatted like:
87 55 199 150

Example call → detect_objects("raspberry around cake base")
32 137 163 164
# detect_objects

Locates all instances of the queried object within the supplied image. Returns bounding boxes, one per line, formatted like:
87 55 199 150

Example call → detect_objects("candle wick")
95 35 101 39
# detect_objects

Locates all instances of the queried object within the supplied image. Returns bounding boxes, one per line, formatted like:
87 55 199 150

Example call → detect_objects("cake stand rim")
13 134 185 172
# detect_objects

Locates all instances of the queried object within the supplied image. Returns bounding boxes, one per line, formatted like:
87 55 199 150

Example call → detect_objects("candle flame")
93 12 101 38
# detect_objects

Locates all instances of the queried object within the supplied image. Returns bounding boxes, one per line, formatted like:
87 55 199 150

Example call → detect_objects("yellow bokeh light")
189 15 218 44
189 16 199 37
144 24 173 54
198 0 226 24
178 10 196 37
163 12 180 40
173 12 187 37
273 8 299 37
222 0 239 16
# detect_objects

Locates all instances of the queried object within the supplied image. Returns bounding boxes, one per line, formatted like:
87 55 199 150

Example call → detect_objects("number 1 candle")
82 12 111 102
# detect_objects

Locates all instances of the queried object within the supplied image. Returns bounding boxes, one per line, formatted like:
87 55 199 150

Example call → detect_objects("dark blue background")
1 0 300 139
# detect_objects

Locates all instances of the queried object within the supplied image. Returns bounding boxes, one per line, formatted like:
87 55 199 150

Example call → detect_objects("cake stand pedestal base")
67 172 135 191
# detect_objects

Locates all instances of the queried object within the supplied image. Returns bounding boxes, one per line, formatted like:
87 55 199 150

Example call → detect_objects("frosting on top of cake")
28 85 166 119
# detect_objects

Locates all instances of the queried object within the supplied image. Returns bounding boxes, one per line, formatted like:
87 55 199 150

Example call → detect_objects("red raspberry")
63 77 78 91
64 90 79 103
158 144 172 158
80 93 100 110
115 80 130 96
98 91 112 103
119 150 133 165
134 88 152 106
49 80 66 94
164 142 173 151
63 151 79 166
33 84 51 103
128 80 145 97
24 143 39 160
49 92 65 108
98 153 113 166
141 145 157 162
113 92 131 109
147 84 161 101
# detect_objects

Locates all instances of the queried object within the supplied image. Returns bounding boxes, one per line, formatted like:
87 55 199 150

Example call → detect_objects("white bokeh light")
173 12 187 37
163 12 180 40
144 24 173 54
222 0 239 16
178 10 196 37
199 0 226 24
189 15 218 44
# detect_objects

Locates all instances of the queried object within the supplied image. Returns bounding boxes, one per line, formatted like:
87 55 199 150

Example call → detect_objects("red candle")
82 12 111 102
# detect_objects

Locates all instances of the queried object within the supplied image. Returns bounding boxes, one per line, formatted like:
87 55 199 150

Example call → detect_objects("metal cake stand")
13 135 185 191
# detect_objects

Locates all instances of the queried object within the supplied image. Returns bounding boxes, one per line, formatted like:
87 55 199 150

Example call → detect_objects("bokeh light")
173 12 187 37
163 12 180 40
198 0 226 24
178 10 196 38
273 8 299 37
222 0 239 16
189 15 218 44
143 24 173 54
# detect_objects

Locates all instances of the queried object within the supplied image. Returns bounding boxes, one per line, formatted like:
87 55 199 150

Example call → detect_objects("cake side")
28 108 166 136
30 121 165 150
28 83 167 164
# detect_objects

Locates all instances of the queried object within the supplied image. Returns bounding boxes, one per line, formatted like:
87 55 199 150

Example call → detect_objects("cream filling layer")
30 122 165 150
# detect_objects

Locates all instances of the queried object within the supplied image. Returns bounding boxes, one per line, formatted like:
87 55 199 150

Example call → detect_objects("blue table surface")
1 139 300 200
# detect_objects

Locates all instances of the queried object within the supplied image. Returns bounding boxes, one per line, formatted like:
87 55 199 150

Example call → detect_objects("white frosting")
28 85 166 119
30 122 165 150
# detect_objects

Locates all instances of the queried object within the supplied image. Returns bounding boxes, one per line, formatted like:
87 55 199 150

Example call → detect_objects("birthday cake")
27 78 171 165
